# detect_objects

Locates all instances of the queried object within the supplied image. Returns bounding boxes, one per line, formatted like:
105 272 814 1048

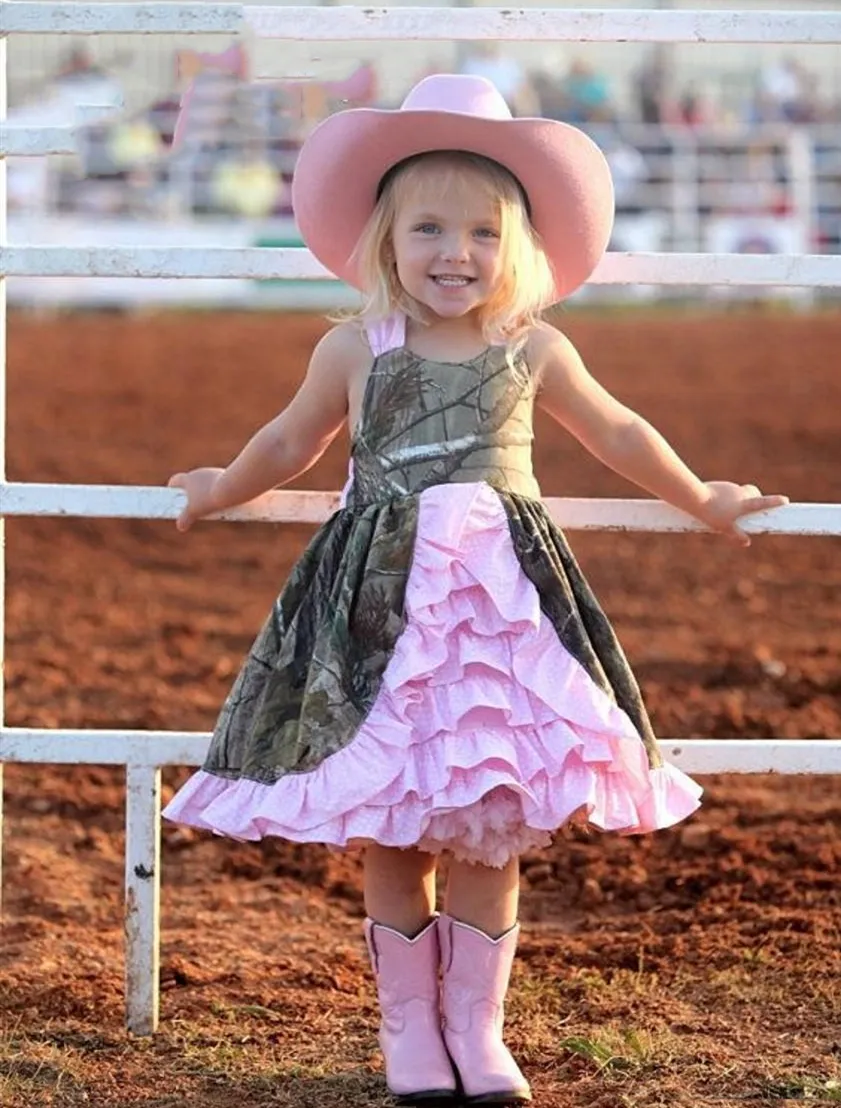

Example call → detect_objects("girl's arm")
531 325 787 546
169 322 368 531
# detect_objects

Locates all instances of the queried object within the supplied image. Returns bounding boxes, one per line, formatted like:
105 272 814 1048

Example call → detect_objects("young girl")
163 74 787 1106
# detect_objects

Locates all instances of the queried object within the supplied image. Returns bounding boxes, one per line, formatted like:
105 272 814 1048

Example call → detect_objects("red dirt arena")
2 309 839 1108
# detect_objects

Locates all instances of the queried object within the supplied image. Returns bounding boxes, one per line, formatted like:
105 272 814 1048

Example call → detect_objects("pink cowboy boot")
364 917 458 1104
438 914 532 1105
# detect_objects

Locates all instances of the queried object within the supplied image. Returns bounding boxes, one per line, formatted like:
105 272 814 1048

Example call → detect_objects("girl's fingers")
740 494 790 516
169 477 192 530
726 523 751 548
722 493 790 545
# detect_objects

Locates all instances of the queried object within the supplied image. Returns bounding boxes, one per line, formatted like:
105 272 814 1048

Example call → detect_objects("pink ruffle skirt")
163 483 702 866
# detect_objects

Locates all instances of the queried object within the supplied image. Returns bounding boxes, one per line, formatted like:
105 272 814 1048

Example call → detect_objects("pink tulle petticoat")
163 483 702 866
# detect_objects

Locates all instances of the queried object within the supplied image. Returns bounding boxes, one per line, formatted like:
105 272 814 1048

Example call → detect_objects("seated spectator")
560 59 613 124
147 95 183 147
210 140 283 218
636 50 668 125
110 112 163 170
51 45 125 116
673 83 717 128
532 71 567 121
755 56 817 124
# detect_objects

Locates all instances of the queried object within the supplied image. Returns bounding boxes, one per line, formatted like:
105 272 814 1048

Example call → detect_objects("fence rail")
0 125 79 157
2 0 840 1041
4 4 841 43
1 483 840 534
4 731 841 774
3 248 841 286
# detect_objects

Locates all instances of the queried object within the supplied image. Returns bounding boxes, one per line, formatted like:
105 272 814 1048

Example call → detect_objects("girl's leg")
440 856 530 1104
444 856 519 936
363 845 456 1102
364 843 438 934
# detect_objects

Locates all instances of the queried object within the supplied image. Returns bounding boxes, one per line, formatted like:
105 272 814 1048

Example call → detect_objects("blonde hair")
350 151 556 347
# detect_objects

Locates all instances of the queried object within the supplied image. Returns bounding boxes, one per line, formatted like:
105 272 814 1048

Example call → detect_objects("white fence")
2 4 841 1038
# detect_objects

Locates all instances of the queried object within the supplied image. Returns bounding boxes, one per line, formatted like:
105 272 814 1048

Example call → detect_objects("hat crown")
400 73 513 121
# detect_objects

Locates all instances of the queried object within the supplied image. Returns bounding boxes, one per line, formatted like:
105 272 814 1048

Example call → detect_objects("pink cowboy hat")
291 73 615 301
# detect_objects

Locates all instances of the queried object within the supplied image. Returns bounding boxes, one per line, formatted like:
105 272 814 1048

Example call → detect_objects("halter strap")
365 313 406 357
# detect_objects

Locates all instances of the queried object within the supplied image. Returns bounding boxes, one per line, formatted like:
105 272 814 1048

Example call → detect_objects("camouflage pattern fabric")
203 343 660 783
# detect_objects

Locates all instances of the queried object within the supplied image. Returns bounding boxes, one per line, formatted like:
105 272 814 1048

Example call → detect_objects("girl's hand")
699 481 789 547
168 467 225 532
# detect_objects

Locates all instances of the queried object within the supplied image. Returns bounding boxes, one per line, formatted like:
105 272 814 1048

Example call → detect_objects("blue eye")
414 223 439 234
475 227 499 239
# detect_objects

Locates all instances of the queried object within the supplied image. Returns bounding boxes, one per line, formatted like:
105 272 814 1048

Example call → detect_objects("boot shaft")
438 915 519 1033
365 916 442 1011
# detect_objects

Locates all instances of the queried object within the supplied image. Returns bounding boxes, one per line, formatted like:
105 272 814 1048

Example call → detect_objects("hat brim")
291 106 614 301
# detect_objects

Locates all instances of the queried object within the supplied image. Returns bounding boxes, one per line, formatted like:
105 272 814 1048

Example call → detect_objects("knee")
365 845 437 889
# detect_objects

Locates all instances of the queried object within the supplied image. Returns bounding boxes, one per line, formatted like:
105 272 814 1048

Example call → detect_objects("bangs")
385 151 528 220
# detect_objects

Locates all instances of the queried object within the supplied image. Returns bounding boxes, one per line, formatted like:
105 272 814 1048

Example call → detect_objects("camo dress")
163 314 701 866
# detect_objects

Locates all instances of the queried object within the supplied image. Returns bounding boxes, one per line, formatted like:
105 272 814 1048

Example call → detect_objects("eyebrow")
409 211 499 225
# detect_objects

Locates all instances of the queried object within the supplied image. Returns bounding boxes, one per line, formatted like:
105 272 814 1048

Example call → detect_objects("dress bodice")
347 343 541 509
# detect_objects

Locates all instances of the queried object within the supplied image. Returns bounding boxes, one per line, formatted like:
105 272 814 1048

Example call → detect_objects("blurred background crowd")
5 0 841 301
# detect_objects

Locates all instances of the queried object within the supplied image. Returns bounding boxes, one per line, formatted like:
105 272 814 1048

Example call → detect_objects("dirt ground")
1 308 839 1108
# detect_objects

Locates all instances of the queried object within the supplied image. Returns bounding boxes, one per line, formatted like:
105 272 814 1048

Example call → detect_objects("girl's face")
390 174 502 323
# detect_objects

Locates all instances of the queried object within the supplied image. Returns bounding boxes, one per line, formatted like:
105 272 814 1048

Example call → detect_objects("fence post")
125 765 161 1035
0 25 7 922
788 125 817 308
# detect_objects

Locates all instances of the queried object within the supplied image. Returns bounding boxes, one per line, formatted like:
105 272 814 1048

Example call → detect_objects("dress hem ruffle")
163 483 702 866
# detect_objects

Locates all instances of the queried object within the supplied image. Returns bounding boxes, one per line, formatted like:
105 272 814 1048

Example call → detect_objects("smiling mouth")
431 276 475 287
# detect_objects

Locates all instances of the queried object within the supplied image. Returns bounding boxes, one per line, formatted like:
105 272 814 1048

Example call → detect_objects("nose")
439 232 470 263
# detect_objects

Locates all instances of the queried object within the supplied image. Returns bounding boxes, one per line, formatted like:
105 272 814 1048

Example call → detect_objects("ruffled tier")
164 483 702 865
